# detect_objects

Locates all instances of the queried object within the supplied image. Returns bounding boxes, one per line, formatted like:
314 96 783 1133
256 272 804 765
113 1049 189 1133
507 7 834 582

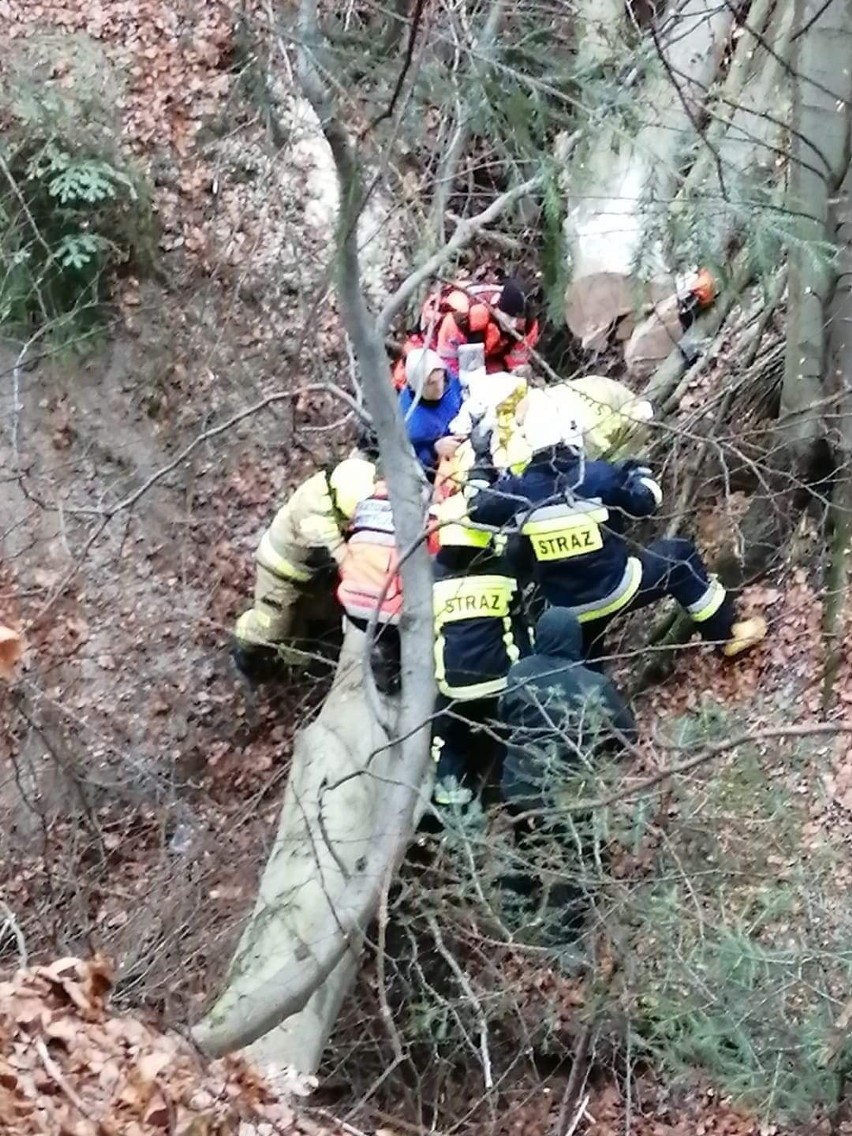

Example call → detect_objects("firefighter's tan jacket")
235 460 376 650
258 471 350 582
499 376 654 471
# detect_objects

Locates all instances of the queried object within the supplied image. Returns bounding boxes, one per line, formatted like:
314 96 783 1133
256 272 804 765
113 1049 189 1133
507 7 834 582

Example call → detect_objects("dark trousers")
581 537 735 663
433 695 503 789
499 802 589 940
346 615 401 694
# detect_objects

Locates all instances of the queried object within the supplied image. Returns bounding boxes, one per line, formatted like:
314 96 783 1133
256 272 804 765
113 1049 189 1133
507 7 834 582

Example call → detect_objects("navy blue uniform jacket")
433 546 531 698
469 448 659 608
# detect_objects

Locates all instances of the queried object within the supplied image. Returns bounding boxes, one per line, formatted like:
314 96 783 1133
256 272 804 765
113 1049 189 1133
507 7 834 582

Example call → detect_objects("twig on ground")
0 899 28 966
376 864 405 1064
426 913 493 1090
566 721 852 812
35 1037 94 1122
553 1024 593 1134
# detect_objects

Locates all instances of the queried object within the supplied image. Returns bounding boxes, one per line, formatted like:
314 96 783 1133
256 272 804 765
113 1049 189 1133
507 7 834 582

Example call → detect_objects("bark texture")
562 0 735 347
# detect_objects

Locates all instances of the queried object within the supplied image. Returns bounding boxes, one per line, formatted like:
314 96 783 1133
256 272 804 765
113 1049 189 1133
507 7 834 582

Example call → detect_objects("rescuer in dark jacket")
500 606 636 811
498 606 636 945
468 392 766 664
430 493 531 807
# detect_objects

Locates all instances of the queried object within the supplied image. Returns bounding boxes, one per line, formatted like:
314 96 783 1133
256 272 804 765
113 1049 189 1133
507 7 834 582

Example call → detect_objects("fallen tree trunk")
195 0 439 1073
195 625 422 1072
562 0 735 348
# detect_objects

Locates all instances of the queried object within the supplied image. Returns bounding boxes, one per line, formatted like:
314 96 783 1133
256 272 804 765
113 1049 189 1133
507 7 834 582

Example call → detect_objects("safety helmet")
405 347 445 390
497 278 527 318
521 389 584 455
434 493 492 549
328 457 377 519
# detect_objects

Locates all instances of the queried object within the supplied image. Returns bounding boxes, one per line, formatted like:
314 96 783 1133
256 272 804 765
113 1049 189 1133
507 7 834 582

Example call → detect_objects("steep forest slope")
4 2 852 1135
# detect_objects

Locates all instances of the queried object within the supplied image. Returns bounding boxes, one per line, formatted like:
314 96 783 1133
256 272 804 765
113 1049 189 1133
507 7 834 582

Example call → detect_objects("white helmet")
521 389 584 454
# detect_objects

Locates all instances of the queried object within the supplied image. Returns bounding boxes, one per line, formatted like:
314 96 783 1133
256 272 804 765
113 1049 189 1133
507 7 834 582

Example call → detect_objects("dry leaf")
0 626 23 680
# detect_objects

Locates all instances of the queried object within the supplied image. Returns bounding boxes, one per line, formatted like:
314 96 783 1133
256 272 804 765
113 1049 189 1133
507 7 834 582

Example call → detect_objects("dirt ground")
0 0 368 1021
5 4 852 1135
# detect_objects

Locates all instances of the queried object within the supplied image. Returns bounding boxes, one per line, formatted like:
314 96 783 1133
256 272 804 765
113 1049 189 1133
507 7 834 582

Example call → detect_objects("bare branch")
376 172 546 336
567 722 852 812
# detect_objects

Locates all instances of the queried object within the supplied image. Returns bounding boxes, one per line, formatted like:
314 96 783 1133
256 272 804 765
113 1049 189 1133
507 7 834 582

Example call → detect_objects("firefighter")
434 278 540 379
430 493 531 806
336 478 405 695
398 347 465 473
233 456 377 678
467 390 767 664
500 606 637 814
391 278 540 390
487 375 656 476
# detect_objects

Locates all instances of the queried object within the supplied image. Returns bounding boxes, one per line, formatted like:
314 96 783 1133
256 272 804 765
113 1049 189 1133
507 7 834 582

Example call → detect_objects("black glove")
230 641 282 684
618 458 653 477
466 463 499 494
469 420 494 461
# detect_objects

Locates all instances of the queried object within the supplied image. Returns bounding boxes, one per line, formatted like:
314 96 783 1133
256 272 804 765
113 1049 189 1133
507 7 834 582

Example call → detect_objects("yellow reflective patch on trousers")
523 517 604 561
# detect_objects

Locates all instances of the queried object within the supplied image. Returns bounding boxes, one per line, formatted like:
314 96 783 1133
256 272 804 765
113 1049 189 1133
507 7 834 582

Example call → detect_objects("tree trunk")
778 0 852 462
674 0 795 260
731 0 852 581
573 0 627 68
822 162 852 705
562 0 735 347
196 626 422 1073
194 0 438 1071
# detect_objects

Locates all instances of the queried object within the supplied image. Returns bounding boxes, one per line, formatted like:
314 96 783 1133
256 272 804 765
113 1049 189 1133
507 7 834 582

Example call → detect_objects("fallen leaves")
0 956 343 1136
0 625 24 680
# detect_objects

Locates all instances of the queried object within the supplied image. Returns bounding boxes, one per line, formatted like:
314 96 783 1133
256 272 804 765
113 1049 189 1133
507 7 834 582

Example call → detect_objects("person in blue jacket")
398 347 464 474
466 393 766 664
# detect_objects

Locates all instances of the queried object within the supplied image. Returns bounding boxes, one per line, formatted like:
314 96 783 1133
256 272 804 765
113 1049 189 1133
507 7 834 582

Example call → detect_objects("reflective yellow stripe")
256 531 312 582
687 576 726 623
439 522 492 548
434 574 514 624
522 505 609 563
438 675 509 699
575 557 643 624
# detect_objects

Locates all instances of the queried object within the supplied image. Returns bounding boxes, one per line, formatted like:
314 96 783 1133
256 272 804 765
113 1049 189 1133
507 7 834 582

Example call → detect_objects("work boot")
722 615 767 658
231 641 281 684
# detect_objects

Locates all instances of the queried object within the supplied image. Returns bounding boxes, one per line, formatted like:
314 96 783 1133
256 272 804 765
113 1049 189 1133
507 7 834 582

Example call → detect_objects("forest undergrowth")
3 2 852 1135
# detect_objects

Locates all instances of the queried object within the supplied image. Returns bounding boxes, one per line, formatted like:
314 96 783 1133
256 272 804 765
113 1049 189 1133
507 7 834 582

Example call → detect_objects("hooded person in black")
500 606 636 810
497 607 636 944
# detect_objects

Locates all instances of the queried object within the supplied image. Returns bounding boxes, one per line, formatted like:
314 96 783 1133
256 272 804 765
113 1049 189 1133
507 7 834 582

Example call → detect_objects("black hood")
533 606 582 662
